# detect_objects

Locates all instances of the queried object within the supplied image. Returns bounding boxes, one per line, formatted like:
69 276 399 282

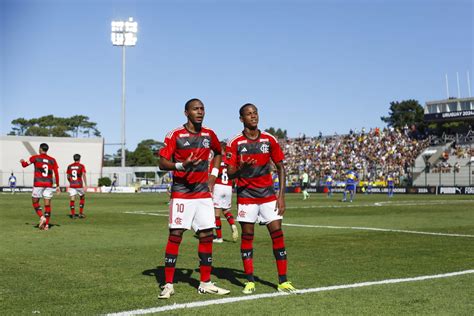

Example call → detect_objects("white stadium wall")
0 136 104 187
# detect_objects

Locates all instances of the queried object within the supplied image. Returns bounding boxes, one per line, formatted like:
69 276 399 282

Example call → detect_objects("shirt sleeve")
270 138 284 163
159 133 176 161
226 141 238 167
210 131 221 156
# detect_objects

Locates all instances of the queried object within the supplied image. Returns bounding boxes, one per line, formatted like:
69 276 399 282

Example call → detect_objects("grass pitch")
0 192 473 315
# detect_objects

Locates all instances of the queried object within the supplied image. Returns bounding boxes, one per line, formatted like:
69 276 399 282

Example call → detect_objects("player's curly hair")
239 103 257 117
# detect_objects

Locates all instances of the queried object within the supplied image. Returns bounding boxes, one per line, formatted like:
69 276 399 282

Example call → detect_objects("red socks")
33 202 43 217
79 197 85 214
270 229 288 283
241 233 254 282
44 205 51 226
224 211 235 225
164 235 182 284
69 201 75 216
215 216 222 238
198 235 213 282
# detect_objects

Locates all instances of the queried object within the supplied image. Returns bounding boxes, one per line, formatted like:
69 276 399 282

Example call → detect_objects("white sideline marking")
283 223 474 238
286 199 474 209
105 269 474 315
124 211 168 217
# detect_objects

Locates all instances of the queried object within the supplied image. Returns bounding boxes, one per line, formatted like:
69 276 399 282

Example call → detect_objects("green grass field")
1 192 473 315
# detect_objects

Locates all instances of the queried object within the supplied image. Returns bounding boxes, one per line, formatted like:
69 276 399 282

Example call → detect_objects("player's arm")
275 161 286 216
20 156 34 167
83 173 88 188
208 135 222 191
54 162 60 193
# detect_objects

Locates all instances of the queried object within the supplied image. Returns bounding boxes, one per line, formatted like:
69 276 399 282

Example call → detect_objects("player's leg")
214 207 223 243
260 201 296 293
69 190 76 218
223 209 238 242
240 222 256 294
159 228 185 299
342 187 347 201
79 193 85 218
194 198 229 295
31 188 47 229
43 198 52 230
267 219 296 293
350 187 355 202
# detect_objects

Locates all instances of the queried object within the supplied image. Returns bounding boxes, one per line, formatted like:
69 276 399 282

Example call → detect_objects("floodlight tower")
111 17 138 168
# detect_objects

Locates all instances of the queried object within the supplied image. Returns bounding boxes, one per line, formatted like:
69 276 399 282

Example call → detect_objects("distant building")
424 97 474 123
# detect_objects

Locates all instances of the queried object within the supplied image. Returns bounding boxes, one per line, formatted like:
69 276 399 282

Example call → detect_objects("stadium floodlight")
111 17 138 168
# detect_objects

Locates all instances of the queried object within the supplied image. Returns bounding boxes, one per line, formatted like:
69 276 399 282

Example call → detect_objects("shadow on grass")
143 266 277 290
26 222 61 230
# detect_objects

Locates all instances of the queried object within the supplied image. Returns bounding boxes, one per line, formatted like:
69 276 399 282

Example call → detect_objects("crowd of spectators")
280 127 430 185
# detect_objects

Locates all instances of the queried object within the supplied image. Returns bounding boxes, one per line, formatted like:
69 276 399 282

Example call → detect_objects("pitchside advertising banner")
3 186 474 194
291 186 439 194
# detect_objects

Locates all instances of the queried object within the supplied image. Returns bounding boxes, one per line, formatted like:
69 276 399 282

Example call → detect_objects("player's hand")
20 159 25 163
56 187 61 194
208 175 216 193
276 196 285 216
239 155 257 170
183 152 202 169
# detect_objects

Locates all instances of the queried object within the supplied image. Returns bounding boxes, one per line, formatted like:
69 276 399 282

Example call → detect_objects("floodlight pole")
121 45 126 168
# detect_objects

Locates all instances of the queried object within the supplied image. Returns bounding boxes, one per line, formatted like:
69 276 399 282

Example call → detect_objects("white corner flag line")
106 269 474 315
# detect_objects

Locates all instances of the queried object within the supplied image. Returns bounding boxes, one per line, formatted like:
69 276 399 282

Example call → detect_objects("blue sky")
1 0 472 154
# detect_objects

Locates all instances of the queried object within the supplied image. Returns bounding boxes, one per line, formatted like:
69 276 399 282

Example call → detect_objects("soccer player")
20 143 60 231
387 173 395 198
157 98 230 299
109 173 118 193
67 154 87 218
300 169 310 200
227 103 296 294
212 143 238 243
325 172 333 198
342 167 358 203
9 172 17 194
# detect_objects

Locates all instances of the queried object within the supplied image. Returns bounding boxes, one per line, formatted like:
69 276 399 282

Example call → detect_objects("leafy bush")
98 177 111 187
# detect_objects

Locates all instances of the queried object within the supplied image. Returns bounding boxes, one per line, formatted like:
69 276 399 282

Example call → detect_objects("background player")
227 103 296 294
300 169 310 200
325 172 333 198
211 143 238 243
67 154 87 218
342 167 358 203
157 98 230 299
387 172 395 198
9 172 17 194
20 143 60 231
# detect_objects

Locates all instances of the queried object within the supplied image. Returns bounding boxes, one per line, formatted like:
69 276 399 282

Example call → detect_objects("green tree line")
8 115 101 137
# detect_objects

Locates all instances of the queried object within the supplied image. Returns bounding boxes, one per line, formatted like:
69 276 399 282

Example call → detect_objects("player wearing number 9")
66 154 88 219
20 143 60 231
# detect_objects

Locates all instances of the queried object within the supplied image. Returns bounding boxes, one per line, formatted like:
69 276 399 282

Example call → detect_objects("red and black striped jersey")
67 162 86 188
226 131 284 204
22 154 59 188
160 125 221 199
210 157 233 187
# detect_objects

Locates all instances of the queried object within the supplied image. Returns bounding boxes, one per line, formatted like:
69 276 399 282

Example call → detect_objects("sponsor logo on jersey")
241 147 248 152
183 141 190 146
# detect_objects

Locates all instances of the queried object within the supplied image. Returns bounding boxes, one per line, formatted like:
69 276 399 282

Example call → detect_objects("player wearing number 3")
157 98 230 299
20 143 60 231
67 154 87 219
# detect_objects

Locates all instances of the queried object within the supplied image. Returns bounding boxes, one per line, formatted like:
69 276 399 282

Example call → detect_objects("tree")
103 139 164 167
381 100 426 132
264 127 287 139
8 115 101 137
